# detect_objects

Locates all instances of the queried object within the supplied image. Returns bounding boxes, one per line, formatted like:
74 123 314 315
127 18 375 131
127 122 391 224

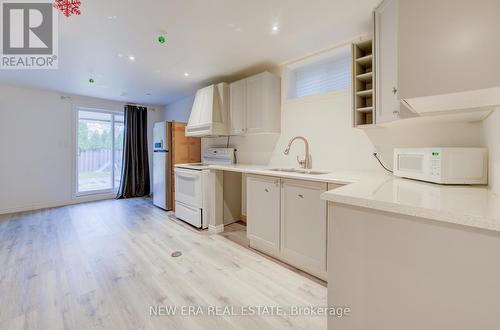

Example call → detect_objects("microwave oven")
393 148 488 184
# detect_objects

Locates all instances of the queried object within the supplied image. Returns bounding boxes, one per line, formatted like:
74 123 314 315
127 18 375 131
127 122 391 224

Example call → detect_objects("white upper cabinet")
375 0 500 121
229 79 246 134
374 0 401 124
397 0 500 100
229 72 281 135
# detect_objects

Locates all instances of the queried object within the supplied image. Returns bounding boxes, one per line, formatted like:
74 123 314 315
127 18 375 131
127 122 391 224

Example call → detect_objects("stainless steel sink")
269 168 330 175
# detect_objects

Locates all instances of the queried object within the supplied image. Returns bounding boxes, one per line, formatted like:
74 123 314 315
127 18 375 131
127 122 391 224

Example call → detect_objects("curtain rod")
60 96 156 110
126 103 156 110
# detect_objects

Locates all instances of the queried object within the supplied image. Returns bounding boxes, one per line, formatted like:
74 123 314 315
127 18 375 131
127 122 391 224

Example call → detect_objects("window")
76 109 124 195
286 45 351 100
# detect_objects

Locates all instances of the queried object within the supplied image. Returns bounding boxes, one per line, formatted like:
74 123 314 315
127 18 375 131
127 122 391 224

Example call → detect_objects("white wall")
481 109 500 194
199 79 482 173
0 84 162 214
161 95 195 123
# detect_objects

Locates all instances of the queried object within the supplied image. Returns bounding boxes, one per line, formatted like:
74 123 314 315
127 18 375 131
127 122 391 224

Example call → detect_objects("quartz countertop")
207 164 385 185
208 163 500 233
321 176 500 232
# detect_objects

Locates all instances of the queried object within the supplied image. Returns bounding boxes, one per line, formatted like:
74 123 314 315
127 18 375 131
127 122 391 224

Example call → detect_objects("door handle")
265 188 269 193
298 194 304 199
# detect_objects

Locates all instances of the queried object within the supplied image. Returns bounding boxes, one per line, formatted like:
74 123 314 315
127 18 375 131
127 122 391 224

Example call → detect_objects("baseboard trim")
0 193 116 215
208 224 224 234
240 214 247 223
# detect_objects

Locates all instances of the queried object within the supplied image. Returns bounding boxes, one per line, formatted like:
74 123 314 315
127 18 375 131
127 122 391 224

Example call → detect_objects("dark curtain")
116 105 150 199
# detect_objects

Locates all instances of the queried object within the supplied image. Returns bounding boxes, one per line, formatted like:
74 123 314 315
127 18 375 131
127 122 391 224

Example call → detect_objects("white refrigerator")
153 122 173 210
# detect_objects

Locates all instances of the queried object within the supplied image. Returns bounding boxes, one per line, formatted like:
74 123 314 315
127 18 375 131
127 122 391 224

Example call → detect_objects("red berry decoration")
53 0 82 17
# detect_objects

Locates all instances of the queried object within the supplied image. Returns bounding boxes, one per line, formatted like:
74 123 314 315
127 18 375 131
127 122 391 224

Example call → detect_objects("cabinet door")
229 79 246 135
281 179 328 279
375 0 400 124
247 175 281 257
245 74 265 134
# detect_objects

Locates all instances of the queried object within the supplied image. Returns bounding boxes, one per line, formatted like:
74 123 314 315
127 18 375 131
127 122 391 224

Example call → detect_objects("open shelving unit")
353 39 375 126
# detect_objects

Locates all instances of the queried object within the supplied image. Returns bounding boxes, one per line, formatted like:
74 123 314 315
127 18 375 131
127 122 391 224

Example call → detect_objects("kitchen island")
206 164 500 329
321 176 500 330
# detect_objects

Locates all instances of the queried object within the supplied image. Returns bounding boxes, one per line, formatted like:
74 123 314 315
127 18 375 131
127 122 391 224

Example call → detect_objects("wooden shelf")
356 54 373 66
356 89 373 97
356 106 374 113
352 39 375 127
356 72 373 82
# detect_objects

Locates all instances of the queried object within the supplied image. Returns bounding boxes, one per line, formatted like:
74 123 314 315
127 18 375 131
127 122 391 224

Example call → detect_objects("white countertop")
321 176 500 232
207 163 500 233
207 163 383 185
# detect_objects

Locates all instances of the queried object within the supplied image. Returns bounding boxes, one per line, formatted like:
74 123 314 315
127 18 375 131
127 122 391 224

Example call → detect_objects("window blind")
287 46 351 100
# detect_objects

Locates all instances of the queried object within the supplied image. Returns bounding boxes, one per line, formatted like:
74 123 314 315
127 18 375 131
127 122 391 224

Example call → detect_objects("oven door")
174 168 203 208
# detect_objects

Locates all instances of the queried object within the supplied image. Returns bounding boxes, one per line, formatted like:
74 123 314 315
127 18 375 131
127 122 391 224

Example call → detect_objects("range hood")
402 86 500 116
185 83 229 137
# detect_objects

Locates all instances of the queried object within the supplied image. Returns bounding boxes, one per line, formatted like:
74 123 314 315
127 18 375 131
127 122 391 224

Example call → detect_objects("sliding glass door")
77 109 124 195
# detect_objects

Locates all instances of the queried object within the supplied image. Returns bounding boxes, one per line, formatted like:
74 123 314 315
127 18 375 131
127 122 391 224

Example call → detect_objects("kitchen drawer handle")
298 194 304 199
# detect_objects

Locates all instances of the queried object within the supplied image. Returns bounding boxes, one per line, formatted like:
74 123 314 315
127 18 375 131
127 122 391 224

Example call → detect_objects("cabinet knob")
265 188 269 193
298 194 304 199
392 87 398 95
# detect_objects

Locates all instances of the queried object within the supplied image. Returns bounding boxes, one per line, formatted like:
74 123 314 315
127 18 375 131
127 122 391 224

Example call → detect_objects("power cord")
373 152 393 173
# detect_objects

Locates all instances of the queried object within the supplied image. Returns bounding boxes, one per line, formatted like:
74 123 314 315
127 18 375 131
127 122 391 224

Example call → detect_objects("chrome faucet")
284 136 311 169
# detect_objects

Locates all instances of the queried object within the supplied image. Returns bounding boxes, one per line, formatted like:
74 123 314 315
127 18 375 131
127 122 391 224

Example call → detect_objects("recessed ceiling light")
184 72 190 77
128 56 135 61
272 24 279 33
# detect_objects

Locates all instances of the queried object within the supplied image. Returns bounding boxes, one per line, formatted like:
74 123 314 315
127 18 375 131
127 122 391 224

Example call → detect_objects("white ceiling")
0 0 379 105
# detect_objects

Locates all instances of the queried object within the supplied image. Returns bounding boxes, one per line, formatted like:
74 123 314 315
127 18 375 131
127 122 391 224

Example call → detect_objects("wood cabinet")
281 179 328 279
247 175 281 257
247 175 341 280
229 72 281 135
171 122 201 210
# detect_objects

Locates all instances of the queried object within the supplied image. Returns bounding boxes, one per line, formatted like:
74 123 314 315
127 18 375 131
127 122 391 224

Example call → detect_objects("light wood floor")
0 198 326 330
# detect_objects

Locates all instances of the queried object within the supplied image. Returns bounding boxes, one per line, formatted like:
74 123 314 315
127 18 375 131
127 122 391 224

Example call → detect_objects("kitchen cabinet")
397 0 500 100
229 79 246 134
247 175 281 257
247 175 340 280
374 0 500 122
374 0 401 124
229 71 281 135
281 179 328 279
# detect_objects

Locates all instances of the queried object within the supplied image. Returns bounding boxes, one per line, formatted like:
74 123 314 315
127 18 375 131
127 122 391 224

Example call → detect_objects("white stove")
174 148 235 229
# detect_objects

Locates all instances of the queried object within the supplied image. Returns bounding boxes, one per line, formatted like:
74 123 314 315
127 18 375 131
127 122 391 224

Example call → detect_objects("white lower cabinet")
247 175 337 281
281 179 328 280
247 175 281 257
